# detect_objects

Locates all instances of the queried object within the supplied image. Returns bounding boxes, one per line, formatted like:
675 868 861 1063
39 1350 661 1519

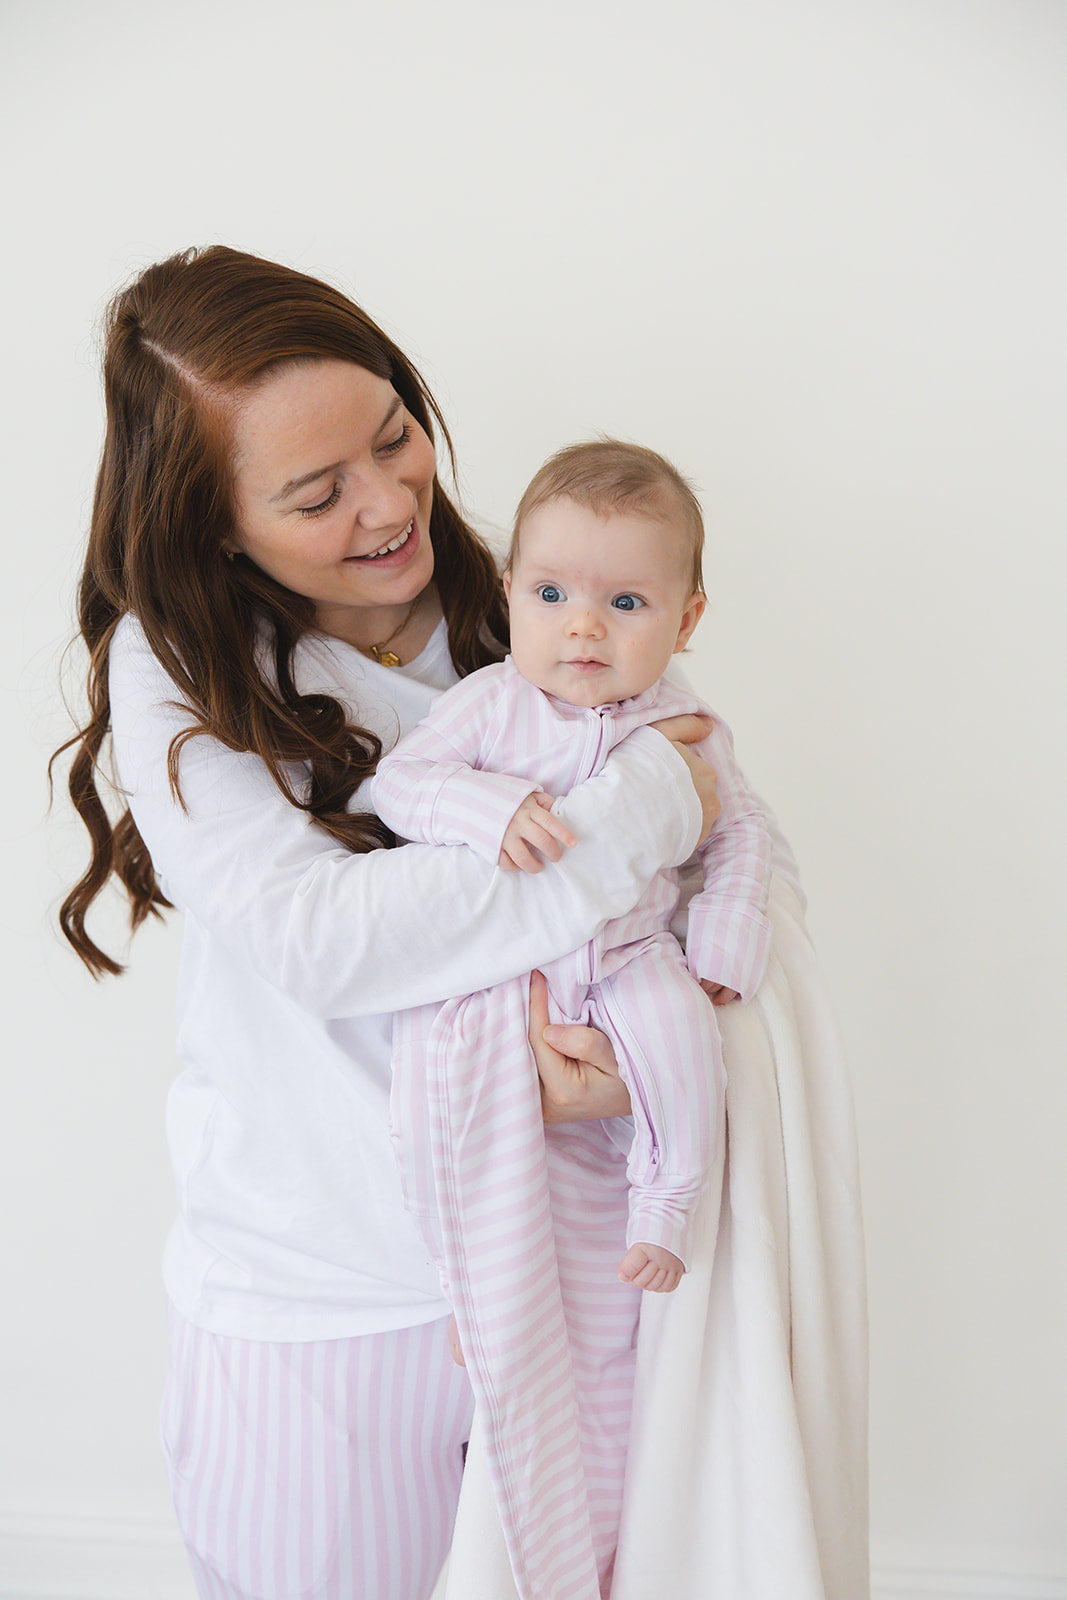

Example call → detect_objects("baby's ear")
503 570 512 601
673 592 706 652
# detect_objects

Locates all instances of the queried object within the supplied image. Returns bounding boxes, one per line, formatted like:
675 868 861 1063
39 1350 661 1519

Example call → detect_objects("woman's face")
229 359 437 643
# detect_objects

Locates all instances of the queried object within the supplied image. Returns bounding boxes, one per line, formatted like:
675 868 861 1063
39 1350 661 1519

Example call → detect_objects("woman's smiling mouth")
348 520 415 562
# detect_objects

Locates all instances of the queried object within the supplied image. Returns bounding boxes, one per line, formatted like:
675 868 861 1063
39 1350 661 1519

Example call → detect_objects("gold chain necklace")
363 596 421 667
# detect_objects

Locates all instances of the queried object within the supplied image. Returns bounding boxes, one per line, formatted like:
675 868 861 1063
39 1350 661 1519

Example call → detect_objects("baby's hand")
618 1242 685 1293
700 980 740 1007
498 792 577 873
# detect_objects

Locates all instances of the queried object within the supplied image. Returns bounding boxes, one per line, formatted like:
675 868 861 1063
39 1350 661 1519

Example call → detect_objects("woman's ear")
673 592 706 653
503 570 512 602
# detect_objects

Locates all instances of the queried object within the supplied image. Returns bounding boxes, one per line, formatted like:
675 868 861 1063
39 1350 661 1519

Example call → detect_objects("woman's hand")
648 713 721 843
529 970 632 1123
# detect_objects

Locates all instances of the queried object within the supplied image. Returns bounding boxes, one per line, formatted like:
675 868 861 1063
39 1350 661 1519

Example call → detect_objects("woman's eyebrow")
271 463 341 503
375 395 403 434
270 397 404 503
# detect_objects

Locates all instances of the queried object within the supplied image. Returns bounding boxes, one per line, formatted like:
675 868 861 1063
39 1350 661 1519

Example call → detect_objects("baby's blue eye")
612 593 644 612
537 584 563 604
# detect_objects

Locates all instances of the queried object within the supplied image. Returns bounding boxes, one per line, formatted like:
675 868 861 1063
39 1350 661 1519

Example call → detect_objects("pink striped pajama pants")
161 1304 474 1600
391 929 724 1599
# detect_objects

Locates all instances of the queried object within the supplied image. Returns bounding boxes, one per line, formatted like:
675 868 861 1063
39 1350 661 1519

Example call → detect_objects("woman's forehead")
231 361 397 480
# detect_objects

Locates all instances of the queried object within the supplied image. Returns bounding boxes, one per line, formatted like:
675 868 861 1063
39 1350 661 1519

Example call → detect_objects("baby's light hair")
509 438 706 595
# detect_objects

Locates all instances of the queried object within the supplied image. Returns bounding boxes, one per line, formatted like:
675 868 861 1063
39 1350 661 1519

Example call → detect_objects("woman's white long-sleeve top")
108 614 703 1340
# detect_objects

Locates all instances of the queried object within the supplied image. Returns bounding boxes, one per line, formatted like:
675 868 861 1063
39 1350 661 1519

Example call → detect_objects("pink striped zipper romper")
372 659 772 1599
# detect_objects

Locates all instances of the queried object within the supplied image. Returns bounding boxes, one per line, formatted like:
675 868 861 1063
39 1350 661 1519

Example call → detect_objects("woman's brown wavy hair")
53 245 509 977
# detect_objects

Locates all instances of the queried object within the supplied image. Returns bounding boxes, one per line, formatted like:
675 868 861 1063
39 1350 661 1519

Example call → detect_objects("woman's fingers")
542 1021 617 1075
665 739 721 842
529 967 551 1041
648 712 714 744
529 972 632 1123
529 972 585 1118
647 715 721 840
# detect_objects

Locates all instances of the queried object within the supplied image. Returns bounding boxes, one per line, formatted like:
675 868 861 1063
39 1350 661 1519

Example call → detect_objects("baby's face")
504 497 705 708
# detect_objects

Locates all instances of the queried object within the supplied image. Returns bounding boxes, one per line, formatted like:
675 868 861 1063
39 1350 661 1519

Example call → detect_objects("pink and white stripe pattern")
374 660 774 1597
429 986 608 1598
371 659 773 1004
394 929 724 1599
161 1307 474 1600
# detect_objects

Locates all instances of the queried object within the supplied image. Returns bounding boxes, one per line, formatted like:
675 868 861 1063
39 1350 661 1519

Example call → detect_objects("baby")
372 439 774 1594
373 439 773 1293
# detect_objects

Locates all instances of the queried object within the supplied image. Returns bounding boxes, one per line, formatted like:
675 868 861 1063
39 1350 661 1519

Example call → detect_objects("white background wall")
2 1 1064 1595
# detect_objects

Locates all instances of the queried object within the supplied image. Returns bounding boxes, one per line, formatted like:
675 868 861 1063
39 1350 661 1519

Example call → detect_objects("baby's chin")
547 667 646 709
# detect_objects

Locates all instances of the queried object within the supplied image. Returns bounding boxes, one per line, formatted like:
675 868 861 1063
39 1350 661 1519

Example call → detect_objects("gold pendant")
370 645 402 667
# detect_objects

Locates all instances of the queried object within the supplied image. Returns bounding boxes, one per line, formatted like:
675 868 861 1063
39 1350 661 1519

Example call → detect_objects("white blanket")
437 878 868 1599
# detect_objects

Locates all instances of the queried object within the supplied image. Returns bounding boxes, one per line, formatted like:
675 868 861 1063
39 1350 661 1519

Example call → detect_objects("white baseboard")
874 1576 1064 1600
1 1510 1063 1600
0 1508 194 1600
872 1542 1067 1600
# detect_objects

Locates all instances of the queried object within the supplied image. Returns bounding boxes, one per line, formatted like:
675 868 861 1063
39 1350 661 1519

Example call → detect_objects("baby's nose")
567 607 605 637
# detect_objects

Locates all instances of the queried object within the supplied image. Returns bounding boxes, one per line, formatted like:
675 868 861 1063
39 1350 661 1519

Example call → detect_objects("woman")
56 246 867 1600
56 246 720 1600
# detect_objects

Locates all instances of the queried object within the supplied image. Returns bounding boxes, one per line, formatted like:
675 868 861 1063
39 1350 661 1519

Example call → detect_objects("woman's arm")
370 675 721 870
109 619 704 1020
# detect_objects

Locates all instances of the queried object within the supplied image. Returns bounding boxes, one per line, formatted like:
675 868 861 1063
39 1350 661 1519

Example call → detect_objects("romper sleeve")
370 668 539 864
685 716 774 1001
108 618 702 1020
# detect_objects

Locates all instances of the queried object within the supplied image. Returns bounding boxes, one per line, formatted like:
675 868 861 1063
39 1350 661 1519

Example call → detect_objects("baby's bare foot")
447 1313 466 1366
617 1242 684 1293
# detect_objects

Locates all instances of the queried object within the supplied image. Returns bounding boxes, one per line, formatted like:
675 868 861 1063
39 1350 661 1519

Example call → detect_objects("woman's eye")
537 584 564 604
612 593 644 612
379 424 412 456
299 483 342 519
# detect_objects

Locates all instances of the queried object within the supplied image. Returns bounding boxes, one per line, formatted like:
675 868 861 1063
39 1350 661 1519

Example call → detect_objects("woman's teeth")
366 521 413 559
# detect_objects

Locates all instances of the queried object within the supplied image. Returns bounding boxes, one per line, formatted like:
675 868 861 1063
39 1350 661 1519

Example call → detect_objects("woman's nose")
355 467 412 530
